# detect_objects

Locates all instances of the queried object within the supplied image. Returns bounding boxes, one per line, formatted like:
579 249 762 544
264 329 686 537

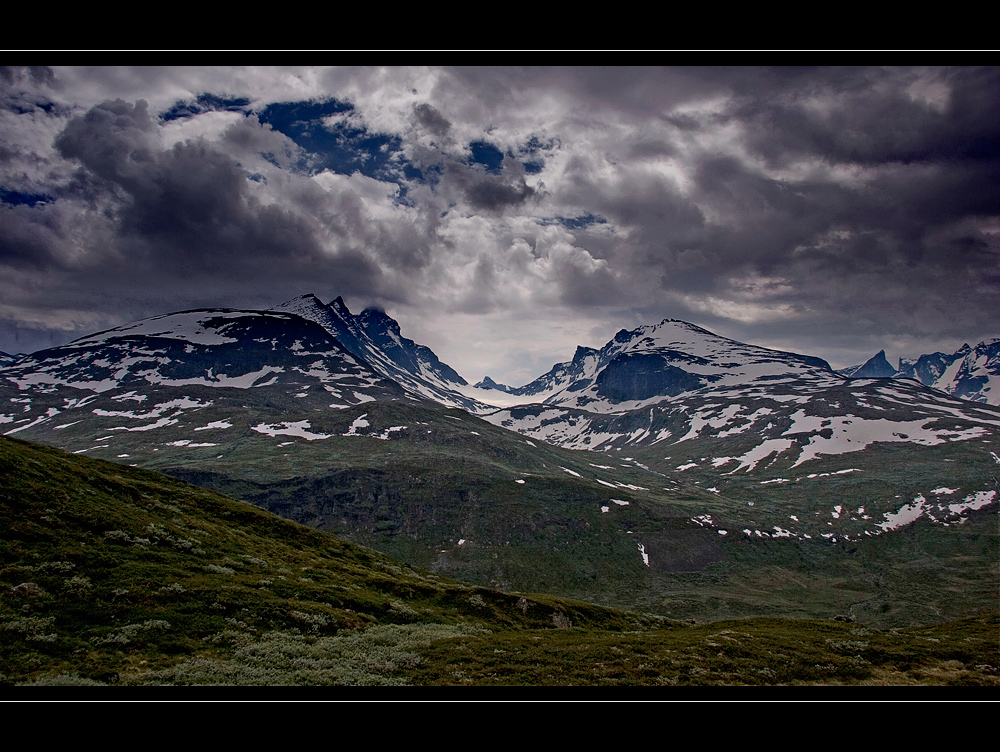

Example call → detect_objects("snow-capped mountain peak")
272 295 485 412
0 306 402 404
861 339 1000 405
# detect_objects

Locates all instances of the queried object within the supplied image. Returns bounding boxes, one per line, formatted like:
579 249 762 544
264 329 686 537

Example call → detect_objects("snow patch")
636 541 649 567
252 421 332 441
344 414 370 436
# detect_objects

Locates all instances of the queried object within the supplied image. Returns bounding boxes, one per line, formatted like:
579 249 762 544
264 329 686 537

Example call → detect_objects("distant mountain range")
2 294 998 626
838 341 999 404
3 293 998 465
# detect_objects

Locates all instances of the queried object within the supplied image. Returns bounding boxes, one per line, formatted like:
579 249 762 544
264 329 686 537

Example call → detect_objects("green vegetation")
9 392 1000 631
0 434 655 686
407 616 1000 687
2 435 997 687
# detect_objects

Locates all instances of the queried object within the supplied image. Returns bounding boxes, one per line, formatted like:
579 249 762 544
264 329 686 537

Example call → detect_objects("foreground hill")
0 434 656 686
2 435 996 687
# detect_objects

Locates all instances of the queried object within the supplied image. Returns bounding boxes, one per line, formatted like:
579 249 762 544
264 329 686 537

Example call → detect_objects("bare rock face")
594 351 715 402
849 350 897 379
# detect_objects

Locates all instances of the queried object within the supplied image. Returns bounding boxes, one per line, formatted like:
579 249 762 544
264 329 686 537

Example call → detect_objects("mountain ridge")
840 339 999 405
1 294 998 631
272 294 486 413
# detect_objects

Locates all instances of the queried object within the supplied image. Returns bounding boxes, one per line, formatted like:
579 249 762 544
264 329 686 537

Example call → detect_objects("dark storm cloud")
686 67 998 292
465 173 537 211
448 154 540 213
583 68 1000 321
685 152 995 286
48 99 382 293
554 256 623 308
55 98 159 184
686 155 850 267
0 202 67 269
0 66 996 377
0 66 54 88
445 66 731 118
412 102 451 139
730 67 1000 169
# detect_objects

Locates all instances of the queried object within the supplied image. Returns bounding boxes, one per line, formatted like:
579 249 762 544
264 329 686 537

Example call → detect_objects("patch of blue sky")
537 213 608 230
255 98 407 185
2 98 62 116
516 135 557 174
0 188 54 207
468 140 505 174
161 94 252 121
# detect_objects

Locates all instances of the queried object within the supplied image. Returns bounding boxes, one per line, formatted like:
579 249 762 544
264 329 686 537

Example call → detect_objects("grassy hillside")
1 435 997 687
8 392 1000 629
0 434 654 686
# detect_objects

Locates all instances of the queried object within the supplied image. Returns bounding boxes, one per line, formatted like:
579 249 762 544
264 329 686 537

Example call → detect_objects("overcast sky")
1 64 997 384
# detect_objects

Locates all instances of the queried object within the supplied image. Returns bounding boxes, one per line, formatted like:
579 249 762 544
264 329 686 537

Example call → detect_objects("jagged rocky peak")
272 293 332 320
475 376 512 393
329 295 353 316
358 307 401 337
272 294 478 405
279 292 322 307
849 350 898 379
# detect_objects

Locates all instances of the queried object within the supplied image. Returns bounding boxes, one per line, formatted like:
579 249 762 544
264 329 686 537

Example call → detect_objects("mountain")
839 350 897 378
473 375 515 393
272 294 490 413
897 339 1000 405
838 340 999 405
475 345 602 400
475 319 835 414
0 307 407 409
2 297 998 629
477 321 1000 456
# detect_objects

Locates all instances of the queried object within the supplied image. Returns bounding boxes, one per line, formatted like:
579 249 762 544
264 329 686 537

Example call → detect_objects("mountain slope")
477 318 836 414
0 307 404 407
5 435 997 687
272 294 490 413
6 379 997 627
0 434 666 686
